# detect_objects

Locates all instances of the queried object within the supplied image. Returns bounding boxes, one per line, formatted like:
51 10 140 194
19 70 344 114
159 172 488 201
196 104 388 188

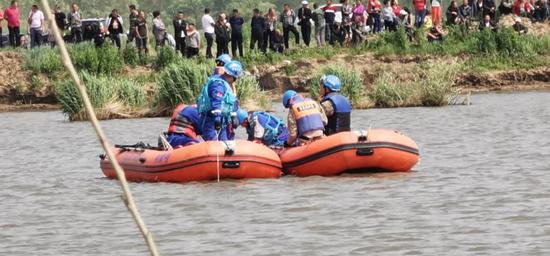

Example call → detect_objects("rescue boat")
279 129 420 176
100 140 282 183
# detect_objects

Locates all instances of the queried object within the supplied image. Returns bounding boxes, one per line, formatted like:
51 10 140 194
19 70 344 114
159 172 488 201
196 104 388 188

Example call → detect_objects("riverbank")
0 21 548 117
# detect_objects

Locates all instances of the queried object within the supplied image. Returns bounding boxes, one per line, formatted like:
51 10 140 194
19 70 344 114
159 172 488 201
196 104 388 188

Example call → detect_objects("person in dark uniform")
298 1 313 46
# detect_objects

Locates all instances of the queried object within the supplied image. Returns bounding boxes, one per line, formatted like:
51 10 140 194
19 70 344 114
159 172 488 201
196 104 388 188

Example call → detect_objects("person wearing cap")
197 60 244 141
283 90 327 146
166 104 202 148
298 1 313 47
239 109 289 147
318 75 352 135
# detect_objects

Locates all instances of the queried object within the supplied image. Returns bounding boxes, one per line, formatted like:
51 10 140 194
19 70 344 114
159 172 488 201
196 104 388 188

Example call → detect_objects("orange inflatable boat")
100 140 282 183
279 129 419 177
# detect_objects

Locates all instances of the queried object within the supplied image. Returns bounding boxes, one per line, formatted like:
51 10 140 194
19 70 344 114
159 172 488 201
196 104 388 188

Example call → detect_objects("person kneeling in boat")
319 75 352 135
237 108 289 147
283 90 328 146
166 104 202 148
197 60 243 141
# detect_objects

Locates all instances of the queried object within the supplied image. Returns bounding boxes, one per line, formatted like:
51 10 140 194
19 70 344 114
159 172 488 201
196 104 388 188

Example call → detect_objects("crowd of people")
165 54 352 148
1 0 547 51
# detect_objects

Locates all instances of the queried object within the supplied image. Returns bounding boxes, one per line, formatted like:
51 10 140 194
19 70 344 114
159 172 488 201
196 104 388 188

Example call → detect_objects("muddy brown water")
1 91 549 255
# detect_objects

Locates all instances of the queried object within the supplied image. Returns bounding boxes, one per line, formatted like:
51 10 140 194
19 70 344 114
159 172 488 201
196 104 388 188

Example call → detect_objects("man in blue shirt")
229 9 245 57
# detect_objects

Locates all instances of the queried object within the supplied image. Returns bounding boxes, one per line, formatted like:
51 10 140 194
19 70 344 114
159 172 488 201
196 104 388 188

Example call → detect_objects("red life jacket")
167 104 198 138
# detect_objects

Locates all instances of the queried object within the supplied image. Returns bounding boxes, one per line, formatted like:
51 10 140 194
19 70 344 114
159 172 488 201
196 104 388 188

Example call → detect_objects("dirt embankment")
251 53 550 94
0 51 57 111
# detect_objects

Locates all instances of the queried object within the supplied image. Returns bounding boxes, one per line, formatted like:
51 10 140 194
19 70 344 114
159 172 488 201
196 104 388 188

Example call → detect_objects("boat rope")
40 1 159 255
215 129 221 183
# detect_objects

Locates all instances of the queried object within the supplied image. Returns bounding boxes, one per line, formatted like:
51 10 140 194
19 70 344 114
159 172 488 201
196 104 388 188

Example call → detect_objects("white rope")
40 1 159 255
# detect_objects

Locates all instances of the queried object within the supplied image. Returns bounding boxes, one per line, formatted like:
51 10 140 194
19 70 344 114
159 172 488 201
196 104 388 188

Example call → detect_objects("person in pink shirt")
0 7 4 48
3 0 20 47
353 0 366 25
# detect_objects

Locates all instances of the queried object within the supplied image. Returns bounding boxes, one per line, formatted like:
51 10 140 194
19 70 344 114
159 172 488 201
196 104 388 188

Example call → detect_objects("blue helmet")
282 90 297 108
224 61 244 78
236 108 248 125
216 54 232 65
321 75 342 92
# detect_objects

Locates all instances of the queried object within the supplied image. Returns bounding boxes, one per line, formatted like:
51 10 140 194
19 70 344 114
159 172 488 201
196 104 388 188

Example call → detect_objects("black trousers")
110 33 121 49
0 28 2 47
283 25 299 49
300 24 311 46
263 30 273 51
186 47 199 58
231 32 243 57
8 27 20 47
250 31 264 52
205 32 214 58
216 38 229 57
175 37 186 56
71 27 83 43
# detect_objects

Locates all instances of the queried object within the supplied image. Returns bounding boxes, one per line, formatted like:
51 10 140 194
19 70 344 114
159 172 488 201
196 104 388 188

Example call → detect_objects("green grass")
24 47 63 75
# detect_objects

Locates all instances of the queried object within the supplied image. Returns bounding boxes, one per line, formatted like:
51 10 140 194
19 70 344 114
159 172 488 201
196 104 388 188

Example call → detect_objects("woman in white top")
68 3 82 43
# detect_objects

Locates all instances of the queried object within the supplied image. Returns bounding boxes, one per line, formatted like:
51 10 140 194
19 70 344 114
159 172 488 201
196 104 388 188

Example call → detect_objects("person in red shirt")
0 8 3 48
392 0 402 16
3 0 20 47
413 0 427 27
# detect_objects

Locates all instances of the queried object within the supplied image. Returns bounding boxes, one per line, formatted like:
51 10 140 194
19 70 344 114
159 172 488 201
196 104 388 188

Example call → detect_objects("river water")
1 91 549 255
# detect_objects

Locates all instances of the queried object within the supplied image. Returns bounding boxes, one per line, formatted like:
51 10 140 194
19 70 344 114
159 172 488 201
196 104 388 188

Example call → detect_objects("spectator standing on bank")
446 1 460 25
0 5 3 48
202 8 215 58
152 11 166 49
127 4 138 44
229 9 244 57
214 13 230 57
27 4 43 48
298 1 313 47
68 3 82 43
499 0 513 15
53 5 66 33
413 0 427 27
280 4 300 49
431 0 442 26
371 0 382 33
459 0 472 26
323 0 337 44
533 0 548 21
135 10 148 55
383 0 397 31
264 8 278 50
107 9 124 49
185 23 200 58
312 2 326 47
250 8 265 52
482 0 496 19
392 0 402 16
4 0 20 47
353 0 366 26
173 11 187 56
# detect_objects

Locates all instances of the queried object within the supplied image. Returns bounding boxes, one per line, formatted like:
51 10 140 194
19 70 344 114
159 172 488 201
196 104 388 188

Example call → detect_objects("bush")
24 47 63 74
123 46 140 66
69 42 100 74
236 75 271 110
155 46 179 69
97 45 124 75
368 73 416 108
417 62 460 106
155 59 212 111
55 71 146 121
310 65 365 106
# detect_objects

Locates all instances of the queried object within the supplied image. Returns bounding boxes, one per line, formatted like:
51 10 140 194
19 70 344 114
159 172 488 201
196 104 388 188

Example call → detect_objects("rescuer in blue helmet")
319 75 352 135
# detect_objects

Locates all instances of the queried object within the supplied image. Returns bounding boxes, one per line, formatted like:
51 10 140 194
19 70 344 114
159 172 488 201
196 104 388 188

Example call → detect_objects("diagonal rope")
39 1 159 255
